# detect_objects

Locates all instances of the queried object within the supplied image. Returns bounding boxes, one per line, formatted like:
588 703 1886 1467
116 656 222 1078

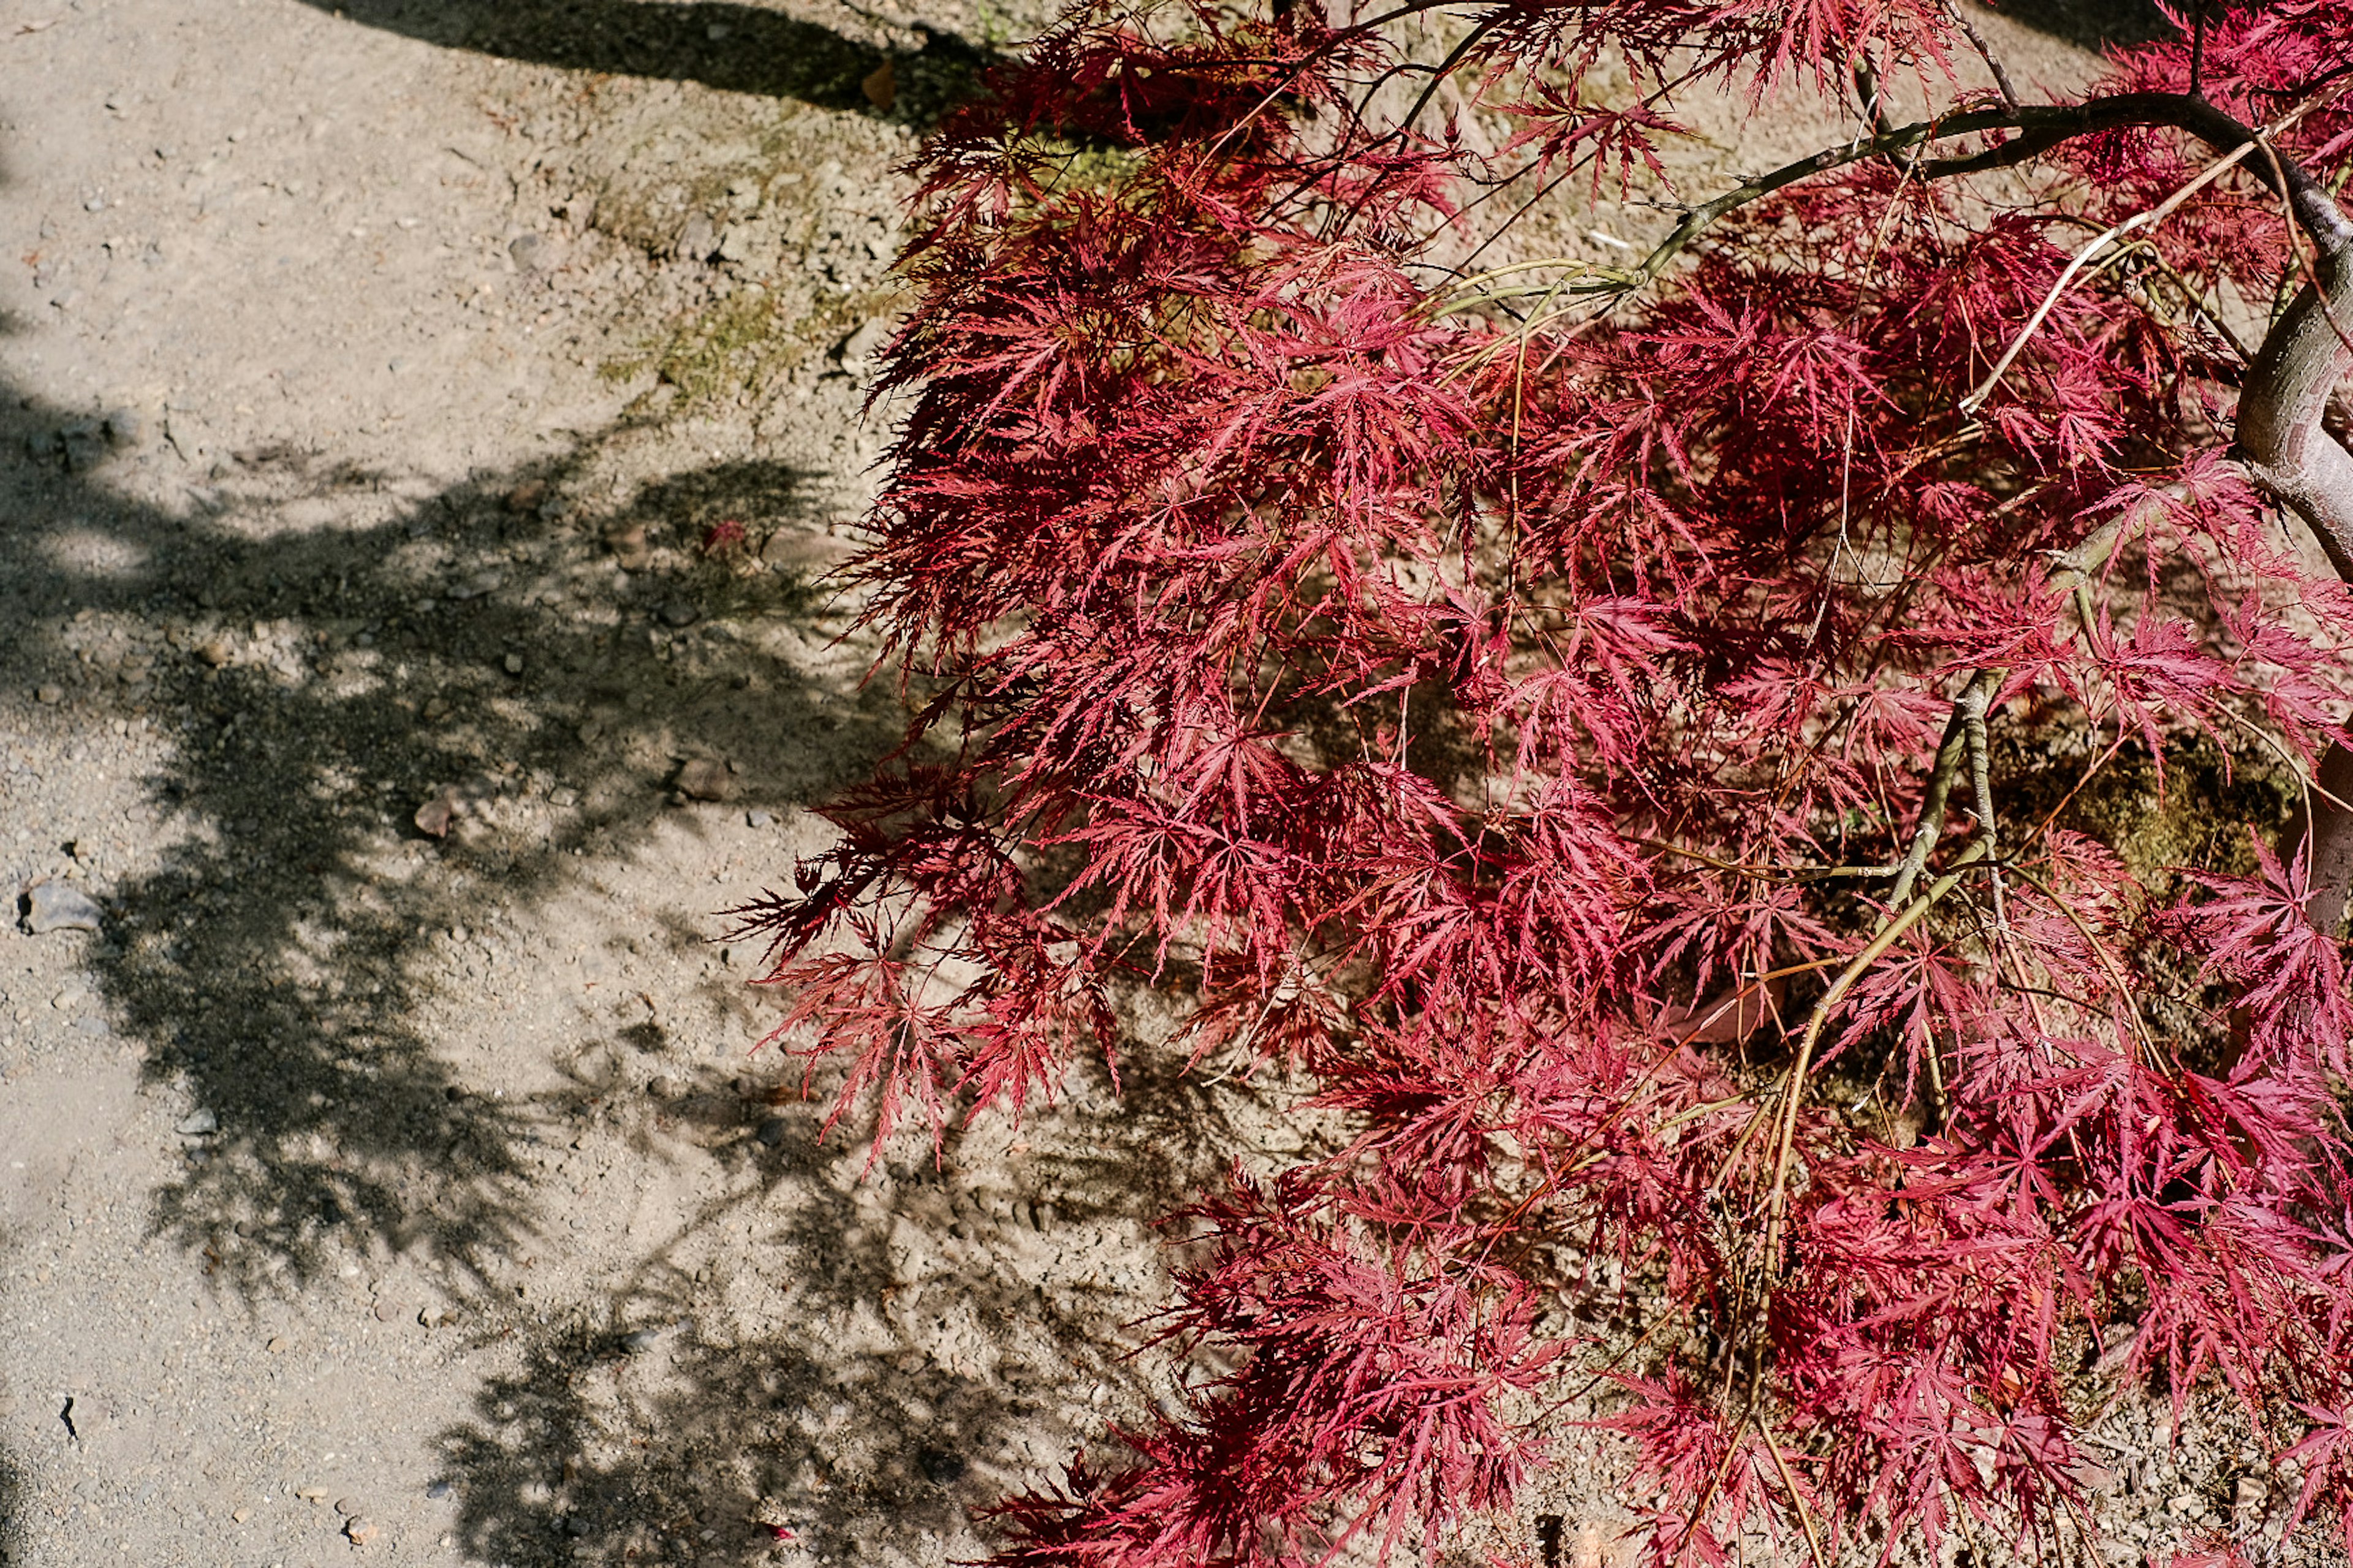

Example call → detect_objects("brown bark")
2238 240 2353 933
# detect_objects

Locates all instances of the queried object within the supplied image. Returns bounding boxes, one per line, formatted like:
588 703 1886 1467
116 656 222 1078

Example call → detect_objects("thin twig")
1946 0 2020 109
1959 135 2273 414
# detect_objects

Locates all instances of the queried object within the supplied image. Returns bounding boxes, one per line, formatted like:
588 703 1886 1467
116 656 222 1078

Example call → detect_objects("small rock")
445 568 506 601
508 233 545 270
504 479 547 513
605 525 651 571
426 1480 454 1501
266 1335 289 1353
421 694 454 722
549 786 580 807
677 211 716 261
372 1300 400 1322
2167 1492 2200 1517
838 317 890 371
620 1327 662 1354
862 57 897 110
194 638 233 667
646 1075 679 1101
334 1496 364 1518
746 809 775 828
344 1516 377 1545
232 1508 252 1524
414 793 460 838
22 881 104 934
295 1485 332 1502
35 683 65 703
675 757 732 801
503 652 525 675
102 408 145 448
59 420 108 471
175 1108 219 1136
658 600 700 628
756 1116 789 1147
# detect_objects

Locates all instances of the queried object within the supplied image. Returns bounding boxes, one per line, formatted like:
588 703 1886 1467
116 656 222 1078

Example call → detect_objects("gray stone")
176 1107 219 1135
507 233 544 269
677 211 715 262
102 409 145 448
755 1117 789 1147
36 683 66 704
657 600 700 628
21 881 104 934
59 420 108 471
838 317 889 371
426 1480 454 1501
746 810 775 829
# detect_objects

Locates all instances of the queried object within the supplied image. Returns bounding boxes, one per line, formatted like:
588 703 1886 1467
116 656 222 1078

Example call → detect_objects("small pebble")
195 639 232 667
266 1335 289 1353
232 1508 251 1524
503 652 525 675
35 683 65 703
345 1517 377 1545
658 600 700 628
426 1480 453 1501
175 1107 218 1135
414 795 459 838
373 1301 400 1322
605 525 651 570
675 757 731 801
646 1075 679 1101
621 1327 662 1354
746 809 775 828
755 1116 789 1147
839 316 890 369
23 881 105 934
334 1496 363 1518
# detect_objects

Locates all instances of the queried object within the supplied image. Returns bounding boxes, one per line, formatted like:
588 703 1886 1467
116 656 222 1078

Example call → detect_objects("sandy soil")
0 1 2325 1566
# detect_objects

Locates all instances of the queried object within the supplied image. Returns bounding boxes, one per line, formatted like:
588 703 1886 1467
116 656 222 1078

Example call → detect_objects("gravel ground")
0 1 2340 1566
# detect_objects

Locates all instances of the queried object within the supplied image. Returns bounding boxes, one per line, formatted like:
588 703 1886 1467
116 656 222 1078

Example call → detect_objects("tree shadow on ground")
0 376 893 1298
1981 0 2176 51
428 1035 1280 1564
0 370 1254 1566
298 0 1009 123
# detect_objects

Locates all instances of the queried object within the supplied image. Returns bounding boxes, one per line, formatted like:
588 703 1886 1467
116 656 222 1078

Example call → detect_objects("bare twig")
1946 0 2020 109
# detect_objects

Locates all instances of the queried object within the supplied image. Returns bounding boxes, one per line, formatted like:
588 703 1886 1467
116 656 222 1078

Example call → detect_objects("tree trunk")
2238 241 2353 933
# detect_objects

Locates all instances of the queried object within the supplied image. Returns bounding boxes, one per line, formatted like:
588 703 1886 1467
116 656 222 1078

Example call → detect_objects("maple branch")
1612 87 2353 297
1887 669 2004 909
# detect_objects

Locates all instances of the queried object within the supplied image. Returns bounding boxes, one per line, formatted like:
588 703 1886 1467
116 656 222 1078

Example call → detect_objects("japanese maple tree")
736 1 2353 1562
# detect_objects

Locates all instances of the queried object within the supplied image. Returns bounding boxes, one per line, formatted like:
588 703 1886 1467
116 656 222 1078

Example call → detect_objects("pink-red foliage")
733 1 2353 1562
